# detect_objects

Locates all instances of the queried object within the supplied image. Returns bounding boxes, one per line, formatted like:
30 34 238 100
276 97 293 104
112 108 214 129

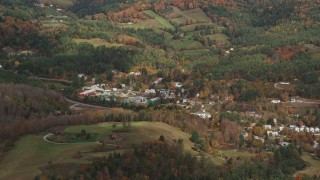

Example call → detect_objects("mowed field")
143 10 175 31
294 153 320 177
0 121 194 180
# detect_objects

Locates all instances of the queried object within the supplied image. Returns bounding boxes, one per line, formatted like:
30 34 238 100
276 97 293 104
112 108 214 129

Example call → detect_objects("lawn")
143 10 175 31
294 153 320 177
182 8 212 23
165 7 211 24
304 44 320 59
170 39 204 50
0 135 94 180
0 121 195 179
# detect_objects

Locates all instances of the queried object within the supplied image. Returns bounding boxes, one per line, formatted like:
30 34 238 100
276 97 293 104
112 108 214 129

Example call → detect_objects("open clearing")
37 0 75 8
0 121 194 180
294 153 320 177
210 149 256 166
165 7 211 24
143 10 175 31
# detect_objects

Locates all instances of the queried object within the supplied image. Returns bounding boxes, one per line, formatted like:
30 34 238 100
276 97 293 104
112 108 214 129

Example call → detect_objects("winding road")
43 133 101 145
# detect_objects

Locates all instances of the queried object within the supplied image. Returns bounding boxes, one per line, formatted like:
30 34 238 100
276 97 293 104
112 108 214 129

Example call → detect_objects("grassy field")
182 8 212 23
165 7 211 24
210 149 256 166
170 39 204 50
37 0 75 8
143 10 175 31
0 121 194 179
294 153 320 177
73 38 124 47
304 44 320 59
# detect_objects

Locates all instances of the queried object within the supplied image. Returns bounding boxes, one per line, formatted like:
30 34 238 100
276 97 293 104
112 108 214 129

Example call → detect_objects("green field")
37 0 75 8
73 38 125 47
0 122 195 179
143 10 175 31
165 7 211 24
170 39 204 50
210 149 256 166
304 44 320 59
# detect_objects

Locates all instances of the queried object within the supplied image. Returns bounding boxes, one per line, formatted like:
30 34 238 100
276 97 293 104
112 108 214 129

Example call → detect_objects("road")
43 133 101 145
43 133 121 147
64 97 112 110
29 76 72 85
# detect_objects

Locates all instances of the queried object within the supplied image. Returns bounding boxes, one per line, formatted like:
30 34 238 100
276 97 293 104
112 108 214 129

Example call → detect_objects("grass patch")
143 10 175 31
0 121 194 179
73 38 124 47
294 153 320 177
170 39 204 50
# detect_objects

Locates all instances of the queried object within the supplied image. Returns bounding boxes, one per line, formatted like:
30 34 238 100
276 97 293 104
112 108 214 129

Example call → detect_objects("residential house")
264 125 272 130
175 82 182 88
191 110 212 119
79 89 96 97
267 131 279 138
123 96 147 104
271 99 281 104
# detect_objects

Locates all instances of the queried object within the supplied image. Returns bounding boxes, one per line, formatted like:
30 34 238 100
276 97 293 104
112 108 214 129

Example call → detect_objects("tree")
190 131 200 143
159 135 165 142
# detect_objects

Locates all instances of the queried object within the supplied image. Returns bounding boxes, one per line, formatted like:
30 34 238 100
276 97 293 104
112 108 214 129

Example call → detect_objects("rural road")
43 133 120 147
29 76 72 85
43 133 101 145
64 97 112 110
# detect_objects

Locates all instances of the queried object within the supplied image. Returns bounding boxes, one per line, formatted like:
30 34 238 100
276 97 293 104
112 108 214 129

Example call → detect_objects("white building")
191 111 212 119
264 125 272 130
271 99 281 104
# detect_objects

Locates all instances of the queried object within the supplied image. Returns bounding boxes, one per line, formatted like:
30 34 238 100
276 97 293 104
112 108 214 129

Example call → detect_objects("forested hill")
0 0 319 98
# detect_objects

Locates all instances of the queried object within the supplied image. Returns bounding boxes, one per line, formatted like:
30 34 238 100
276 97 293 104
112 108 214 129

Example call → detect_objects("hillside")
0 0 320 179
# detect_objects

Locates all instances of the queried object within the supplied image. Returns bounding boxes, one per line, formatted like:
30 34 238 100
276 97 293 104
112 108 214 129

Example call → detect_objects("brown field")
294 153 320 177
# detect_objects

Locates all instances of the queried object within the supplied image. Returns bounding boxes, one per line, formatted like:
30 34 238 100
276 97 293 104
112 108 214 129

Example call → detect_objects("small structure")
191 110 212 119
271 99 281 104
123 96 147 104
175 82 182 88
79 89 96 97
264 125 272 130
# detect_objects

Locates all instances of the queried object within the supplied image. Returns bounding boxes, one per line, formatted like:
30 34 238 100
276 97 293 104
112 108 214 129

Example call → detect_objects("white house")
145 89 156 94
191 111 212 119
271 99 281 104
175 82 182 88
315 127 320 133
280 82 290 85
264 125 272 130
123 96 147 104
153 78 163 84
295 127 300 132
267 131 279 138
310 127 315 133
